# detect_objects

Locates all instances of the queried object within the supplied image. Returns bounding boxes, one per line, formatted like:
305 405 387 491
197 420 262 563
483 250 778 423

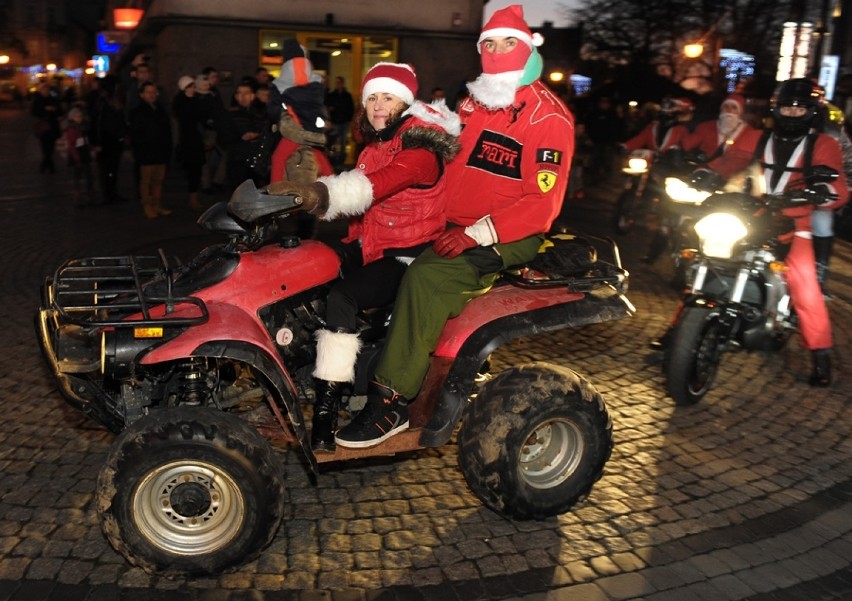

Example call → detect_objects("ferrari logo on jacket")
537 170 557 193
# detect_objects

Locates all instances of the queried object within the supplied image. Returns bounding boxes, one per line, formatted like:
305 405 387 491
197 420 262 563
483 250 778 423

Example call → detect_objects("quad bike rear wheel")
97 406 286 577
458 362 612 520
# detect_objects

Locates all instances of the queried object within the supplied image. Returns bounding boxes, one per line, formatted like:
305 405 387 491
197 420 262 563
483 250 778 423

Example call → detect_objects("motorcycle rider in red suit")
266 62 461 452
683 94 758 160
691 78 848 386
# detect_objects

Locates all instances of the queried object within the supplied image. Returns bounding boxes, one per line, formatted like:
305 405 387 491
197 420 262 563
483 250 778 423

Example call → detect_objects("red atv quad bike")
36 180 634 578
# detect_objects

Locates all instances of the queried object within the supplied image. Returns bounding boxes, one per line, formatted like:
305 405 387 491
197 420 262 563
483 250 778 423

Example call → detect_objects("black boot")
642 230 669 264
311 379 344 453
809 349 831 387
649 326 674 351
813 236 834 298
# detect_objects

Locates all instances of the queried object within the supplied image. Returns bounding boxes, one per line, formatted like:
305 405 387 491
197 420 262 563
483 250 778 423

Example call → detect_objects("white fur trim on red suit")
313 329 362 382
317 169 374 221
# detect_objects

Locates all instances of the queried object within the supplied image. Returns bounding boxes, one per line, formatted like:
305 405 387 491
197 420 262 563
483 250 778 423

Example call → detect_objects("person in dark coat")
129 81 172 218
91 76 128 204
31 81 62 173
222 80 269 190
173 76 206 211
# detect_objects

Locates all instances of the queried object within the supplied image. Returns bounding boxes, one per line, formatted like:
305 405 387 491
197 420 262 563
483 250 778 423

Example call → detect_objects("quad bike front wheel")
664 306 722 406
97 406 286 577
458 363 612 520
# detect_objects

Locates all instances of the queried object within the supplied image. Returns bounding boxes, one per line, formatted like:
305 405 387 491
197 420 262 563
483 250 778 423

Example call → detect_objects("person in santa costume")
266 62 461 453
683 94 757 160
687 78 848 386
330 5 575 448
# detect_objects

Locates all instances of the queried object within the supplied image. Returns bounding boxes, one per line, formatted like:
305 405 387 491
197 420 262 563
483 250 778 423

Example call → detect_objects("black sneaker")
335 392 409 449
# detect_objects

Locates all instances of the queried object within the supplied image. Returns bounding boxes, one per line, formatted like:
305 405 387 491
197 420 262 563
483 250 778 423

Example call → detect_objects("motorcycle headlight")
624 157 648 174
694 212 748 258
665 177 711 204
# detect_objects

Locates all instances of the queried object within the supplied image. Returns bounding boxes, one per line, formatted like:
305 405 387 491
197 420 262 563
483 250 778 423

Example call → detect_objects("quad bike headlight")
694 212 748 259
665 177 711 204
101 328 159 378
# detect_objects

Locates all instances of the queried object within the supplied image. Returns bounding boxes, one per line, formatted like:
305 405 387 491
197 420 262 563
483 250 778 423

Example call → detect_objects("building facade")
118 0 488 107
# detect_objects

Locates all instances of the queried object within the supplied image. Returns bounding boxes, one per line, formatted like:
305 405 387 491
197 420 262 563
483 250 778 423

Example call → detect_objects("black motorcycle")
663 167 839 406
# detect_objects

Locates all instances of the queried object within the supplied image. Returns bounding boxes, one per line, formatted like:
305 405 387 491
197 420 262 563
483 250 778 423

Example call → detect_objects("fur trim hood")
400 100 462 162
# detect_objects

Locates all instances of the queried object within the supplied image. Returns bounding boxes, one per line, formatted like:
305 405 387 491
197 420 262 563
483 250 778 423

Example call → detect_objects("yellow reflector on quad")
134 327 164 338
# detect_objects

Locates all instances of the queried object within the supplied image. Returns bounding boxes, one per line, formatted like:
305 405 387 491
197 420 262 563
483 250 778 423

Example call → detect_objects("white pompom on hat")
360 62 418 107
478 4 537 53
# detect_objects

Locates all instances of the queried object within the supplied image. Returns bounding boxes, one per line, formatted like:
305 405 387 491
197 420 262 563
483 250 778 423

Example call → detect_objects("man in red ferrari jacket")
690 78 848 386
331 4 576 448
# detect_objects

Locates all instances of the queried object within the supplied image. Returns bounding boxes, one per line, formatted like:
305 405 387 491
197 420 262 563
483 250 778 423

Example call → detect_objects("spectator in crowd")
584 95 623 180
31 81 62 174
90 75 128 204
64 106 95 206
223 80 269 189
265 62 461 452
200 66 229 191
129 81 172 218
196 73 228 193
325 76 355 168
173 75 207 211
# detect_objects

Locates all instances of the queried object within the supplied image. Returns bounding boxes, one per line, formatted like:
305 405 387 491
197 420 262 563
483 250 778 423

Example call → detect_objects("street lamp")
683 43 704 59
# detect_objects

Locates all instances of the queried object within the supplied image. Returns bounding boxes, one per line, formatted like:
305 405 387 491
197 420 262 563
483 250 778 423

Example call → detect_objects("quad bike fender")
137 303 318 474
420 288 634 447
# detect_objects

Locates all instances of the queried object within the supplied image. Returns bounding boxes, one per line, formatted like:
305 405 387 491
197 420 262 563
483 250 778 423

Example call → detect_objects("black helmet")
771 78 820 139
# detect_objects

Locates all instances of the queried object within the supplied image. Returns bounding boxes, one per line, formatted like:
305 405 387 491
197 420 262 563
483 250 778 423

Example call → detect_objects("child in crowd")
64 106 96 207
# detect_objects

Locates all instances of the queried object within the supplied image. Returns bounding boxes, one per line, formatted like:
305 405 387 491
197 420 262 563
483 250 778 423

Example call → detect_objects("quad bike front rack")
47 249 208 328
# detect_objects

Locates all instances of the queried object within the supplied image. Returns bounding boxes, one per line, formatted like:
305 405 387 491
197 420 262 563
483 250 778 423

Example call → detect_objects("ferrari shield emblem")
537 170 557 193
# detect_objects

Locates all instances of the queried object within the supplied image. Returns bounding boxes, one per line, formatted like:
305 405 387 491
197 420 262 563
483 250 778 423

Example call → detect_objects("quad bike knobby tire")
96 406 286 577
664 306 722 406
458 362 613 520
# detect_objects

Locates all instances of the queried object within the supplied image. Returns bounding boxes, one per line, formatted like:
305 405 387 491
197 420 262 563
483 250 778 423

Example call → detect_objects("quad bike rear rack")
47 249 208 328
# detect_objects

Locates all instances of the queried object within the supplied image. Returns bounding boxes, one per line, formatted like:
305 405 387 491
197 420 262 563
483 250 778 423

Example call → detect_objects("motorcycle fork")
716 266 751 347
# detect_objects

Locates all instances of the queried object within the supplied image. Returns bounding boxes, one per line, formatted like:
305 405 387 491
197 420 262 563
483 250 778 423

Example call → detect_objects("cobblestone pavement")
0 105 850 601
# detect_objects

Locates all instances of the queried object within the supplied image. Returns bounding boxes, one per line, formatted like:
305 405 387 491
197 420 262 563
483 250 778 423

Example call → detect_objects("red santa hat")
478 5 543 52
360 62 418 107
721 94 746 115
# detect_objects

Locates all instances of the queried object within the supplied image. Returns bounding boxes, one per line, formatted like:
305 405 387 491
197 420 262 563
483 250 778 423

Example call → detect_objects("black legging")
325 240 415 332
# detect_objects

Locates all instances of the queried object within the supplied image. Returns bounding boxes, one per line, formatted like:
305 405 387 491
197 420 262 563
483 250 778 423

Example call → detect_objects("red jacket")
342 102 461 264
708 130 848 231
683 118 758 160
447 81 574 243
624 120 689 153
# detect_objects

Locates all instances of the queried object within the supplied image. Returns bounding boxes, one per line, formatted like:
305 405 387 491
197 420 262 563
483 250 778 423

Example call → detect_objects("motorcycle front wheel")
664 306 722 406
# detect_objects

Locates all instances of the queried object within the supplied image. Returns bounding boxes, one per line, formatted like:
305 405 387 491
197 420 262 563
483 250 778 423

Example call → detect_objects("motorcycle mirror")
227 179 300 224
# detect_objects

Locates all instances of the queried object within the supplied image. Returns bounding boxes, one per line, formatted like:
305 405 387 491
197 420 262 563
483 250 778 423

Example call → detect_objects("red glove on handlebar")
433 229 478 258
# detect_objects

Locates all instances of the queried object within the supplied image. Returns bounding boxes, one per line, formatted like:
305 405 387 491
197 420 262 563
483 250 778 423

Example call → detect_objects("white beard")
467 70 524 110
718 113 742 137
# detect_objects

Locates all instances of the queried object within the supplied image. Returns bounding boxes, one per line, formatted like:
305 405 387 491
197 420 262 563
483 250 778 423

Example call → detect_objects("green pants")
374 235 544 399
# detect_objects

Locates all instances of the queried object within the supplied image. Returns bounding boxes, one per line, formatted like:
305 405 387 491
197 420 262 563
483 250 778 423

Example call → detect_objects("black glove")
807 183 837 207
689 168 724 192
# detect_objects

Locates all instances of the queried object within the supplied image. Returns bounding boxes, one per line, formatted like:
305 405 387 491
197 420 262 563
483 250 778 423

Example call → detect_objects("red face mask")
481 42 531 74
